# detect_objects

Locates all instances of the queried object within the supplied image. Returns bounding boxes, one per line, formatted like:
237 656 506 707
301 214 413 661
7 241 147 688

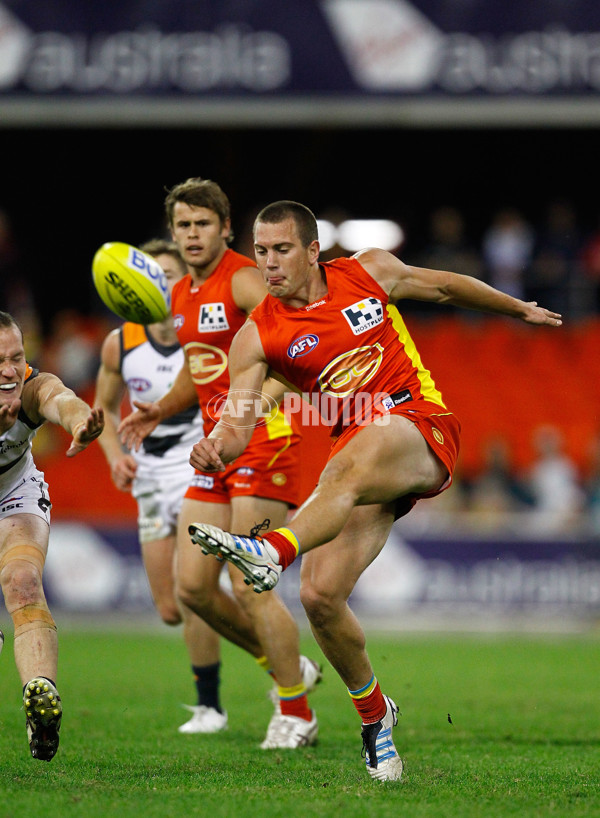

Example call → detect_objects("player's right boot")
360 695 403 782
189 523 282 593
24 677 62 761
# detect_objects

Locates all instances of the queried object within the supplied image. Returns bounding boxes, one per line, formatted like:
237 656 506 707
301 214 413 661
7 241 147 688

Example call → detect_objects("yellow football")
92 242 171 324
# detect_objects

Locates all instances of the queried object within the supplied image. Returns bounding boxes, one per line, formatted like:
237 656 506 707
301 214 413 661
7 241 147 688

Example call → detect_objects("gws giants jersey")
171 248 294 442
120 323 203 476
0 365 43 490
250 256 448 438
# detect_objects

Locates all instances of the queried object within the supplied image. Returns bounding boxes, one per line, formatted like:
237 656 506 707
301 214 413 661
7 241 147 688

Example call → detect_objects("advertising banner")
1 0 600 124
37 522 600 629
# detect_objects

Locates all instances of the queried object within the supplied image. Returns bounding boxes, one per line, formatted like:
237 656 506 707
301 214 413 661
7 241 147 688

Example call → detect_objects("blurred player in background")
185 200 563 781
0 310 104 761
119 180 321 749
95 239 226 733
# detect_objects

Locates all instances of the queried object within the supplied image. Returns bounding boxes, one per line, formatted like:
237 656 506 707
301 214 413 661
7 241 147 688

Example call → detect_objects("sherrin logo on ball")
92 242 171 325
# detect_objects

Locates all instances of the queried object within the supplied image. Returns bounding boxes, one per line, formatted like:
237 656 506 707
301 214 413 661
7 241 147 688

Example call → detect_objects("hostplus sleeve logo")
342 298 383 335
197 303 229 333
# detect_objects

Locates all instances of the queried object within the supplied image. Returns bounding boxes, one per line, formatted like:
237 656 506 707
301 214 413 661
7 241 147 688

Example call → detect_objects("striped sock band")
274 527 300 553
277 682 307 701
265 527 300 569
348 674 377 701
348 675 386 724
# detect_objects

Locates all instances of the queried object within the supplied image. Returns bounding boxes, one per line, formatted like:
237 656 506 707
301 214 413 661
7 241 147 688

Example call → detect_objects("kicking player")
184 200 563 780
119 181 321 749
95 239 227 733
0 310 104 761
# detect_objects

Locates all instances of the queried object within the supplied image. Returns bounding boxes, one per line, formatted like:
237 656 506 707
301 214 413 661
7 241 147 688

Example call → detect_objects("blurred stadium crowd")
1 197 599 537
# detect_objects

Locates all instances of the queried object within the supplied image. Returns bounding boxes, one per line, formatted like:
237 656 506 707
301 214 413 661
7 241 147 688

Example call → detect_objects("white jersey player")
95 240 225 734
0 311 104 761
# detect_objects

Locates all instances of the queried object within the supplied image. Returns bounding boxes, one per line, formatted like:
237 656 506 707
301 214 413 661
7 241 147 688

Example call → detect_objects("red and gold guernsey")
251 256 456 441
171 248 293 442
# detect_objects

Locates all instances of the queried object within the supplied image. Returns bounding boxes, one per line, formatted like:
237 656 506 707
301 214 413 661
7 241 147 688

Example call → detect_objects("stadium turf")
0 628 599 817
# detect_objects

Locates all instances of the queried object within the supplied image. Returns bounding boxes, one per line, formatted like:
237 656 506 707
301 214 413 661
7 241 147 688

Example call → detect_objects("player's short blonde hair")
254 201 318 248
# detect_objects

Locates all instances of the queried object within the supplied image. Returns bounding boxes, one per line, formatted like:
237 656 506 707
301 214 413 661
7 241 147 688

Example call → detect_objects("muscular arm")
25 373 104 457
357 248 563 326
230 262 288 409
189 319 269 472
94 330 137 490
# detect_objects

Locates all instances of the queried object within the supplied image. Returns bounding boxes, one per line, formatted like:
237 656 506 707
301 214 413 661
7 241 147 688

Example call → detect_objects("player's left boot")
260 710 318 749
0 629 4 658
189 523 282 593
360 695 403 782
24 677 62 761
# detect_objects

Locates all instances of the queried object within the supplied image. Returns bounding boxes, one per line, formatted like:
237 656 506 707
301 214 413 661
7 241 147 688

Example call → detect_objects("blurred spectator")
417 205 482 279
41 309 105 394
0 208 21 298
526 424 585 523
465 435 532 517
526 200 583 318
578 213 600 314
482 207 535 300
0 207 43 362
411 206 482 316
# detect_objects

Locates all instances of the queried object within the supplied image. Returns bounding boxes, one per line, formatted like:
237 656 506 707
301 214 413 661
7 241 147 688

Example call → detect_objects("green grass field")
1 626 599 817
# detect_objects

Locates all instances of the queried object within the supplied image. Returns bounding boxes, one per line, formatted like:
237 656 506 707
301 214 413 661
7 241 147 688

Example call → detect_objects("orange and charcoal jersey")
250 255 461 517
171 248 300 507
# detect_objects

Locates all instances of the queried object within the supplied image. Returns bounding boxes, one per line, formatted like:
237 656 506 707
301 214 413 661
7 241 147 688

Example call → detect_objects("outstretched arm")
27 373 104 457
118 357 198 450
358 248 563 326
189 319 269 472
94 330 138 491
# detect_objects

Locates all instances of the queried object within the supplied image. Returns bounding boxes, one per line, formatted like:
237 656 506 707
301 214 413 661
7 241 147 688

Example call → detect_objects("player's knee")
156 602 182 626
299 579 339 628
0 559 44 608
229 572 257 606
177 581 214 615
319 454 361 497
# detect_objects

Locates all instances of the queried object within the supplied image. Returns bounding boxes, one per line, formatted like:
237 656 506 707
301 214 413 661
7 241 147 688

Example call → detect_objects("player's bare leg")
289 415 448 554
142 532 224 732
298 503 392 691
0 517 56 686
299 502 404 780
141 534 183 625
228 495 301 688
0 515 61 761
177 498 263 656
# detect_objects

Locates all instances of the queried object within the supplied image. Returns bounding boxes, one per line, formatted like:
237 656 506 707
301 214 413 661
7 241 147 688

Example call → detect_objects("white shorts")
0 467 51 525
132 467 191 544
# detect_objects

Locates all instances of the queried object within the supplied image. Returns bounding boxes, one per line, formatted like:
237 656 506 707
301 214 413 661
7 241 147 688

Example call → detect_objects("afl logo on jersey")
287 334 319 359
126 377 152 392
173 314 185 330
